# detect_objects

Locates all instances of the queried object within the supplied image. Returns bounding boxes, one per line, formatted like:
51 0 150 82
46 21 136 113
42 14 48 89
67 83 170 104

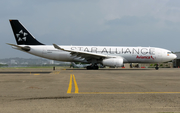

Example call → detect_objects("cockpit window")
167 52 172 54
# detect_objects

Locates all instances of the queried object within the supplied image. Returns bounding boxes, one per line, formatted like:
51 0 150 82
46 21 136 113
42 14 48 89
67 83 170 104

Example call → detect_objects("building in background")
173 52 180 68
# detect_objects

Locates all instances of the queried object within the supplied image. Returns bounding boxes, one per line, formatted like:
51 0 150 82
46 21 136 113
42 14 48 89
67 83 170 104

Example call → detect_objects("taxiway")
0 68 180 113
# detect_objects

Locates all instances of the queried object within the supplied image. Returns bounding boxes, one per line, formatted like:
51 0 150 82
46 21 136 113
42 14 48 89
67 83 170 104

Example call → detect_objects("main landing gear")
155 64 159 70
86 64 99 70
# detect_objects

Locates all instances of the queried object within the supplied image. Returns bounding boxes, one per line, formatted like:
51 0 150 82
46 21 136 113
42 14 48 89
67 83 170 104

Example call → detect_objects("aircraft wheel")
93 66 99 70
86 66 91 70
155 64 159 70
96 66 99 70
86 66 99 70
155 67 159 70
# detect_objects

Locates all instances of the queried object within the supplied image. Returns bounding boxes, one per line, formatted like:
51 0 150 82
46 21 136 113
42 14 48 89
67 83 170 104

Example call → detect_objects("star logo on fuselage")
16 30 28 42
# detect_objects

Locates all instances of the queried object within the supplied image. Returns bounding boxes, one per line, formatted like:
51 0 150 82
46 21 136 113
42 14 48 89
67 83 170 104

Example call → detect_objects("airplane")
70 62 91 68
7 20 177 70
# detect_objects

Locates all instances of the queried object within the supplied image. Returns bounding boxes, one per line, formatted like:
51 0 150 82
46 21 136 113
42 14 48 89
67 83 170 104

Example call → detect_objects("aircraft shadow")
66 68 154 71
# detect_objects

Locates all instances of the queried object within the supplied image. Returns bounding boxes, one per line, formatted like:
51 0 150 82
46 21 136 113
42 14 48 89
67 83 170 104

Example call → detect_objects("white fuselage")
14 45 177 63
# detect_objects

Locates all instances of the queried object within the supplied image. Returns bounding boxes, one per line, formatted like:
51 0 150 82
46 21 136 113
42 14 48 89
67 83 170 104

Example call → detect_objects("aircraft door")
156 49 162 62
42 47 47 56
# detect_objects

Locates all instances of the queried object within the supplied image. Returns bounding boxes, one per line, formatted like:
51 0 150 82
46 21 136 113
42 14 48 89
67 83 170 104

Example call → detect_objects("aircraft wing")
53 44 116 61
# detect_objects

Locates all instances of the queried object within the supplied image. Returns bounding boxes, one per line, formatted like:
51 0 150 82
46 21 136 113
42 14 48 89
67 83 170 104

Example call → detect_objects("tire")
155 67 159 70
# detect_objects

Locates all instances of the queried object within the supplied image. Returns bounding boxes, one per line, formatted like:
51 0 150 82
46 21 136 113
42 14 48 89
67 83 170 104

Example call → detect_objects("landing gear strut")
86 64 99 70
155 64 159 70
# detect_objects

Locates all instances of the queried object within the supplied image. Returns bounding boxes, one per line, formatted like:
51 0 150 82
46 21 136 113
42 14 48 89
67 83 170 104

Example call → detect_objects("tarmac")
0 68 180 113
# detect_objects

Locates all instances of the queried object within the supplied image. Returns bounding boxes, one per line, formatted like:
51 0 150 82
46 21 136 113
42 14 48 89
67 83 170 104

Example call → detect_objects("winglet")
53 44 64 50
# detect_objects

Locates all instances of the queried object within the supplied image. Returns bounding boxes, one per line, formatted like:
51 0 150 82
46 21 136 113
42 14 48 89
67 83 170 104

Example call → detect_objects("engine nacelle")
102 58 123 67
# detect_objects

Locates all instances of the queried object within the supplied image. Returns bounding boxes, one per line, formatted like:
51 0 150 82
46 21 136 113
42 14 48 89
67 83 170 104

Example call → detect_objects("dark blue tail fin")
9 20 44 45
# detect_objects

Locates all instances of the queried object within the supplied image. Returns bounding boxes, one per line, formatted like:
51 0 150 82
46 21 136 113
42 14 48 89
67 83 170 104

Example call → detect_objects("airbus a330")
7 20 177 70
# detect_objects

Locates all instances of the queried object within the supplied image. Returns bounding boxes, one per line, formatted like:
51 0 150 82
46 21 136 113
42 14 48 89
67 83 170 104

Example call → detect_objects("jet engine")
102 58 124 67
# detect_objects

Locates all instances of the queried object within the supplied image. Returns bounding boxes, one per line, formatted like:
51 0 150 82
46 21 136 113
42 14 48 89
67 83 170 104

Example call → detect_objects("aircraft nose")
173 54 177 59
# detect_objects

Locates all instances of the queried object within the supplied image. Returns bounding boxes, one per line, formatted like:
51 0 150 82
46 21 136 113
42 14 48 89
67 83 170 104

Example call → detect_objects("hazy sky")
1 0 180 58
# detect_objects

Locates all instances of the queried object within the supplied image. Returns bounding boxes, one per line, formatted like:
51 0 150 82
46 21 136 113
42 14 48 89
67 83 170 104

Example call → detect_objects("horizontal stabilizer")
7 43 30 51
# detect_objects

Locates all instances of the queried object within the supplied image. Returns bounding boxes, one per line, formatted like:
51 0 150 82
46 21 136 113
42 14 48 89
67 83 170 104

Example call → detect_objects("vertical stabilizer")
9 20 44 45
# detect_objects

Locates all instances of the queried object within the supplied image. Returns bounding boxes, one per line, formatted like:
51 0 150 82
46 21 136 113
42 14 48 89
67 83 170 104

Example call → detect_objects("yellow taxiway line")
67 75 180 95
73 92 180 94
73 74 79 93
67 74 79 93
67 74 73 93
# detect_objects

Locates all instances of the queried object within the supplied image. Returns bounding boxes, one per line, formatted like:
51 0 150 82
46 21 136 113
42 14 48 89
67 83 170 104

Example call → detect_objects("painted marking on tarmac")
67 74 79 94
33 74 40 75
72 92 180 94
67 74 73 93
73 74 79 93
50 71 60 74
67 75 180 95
